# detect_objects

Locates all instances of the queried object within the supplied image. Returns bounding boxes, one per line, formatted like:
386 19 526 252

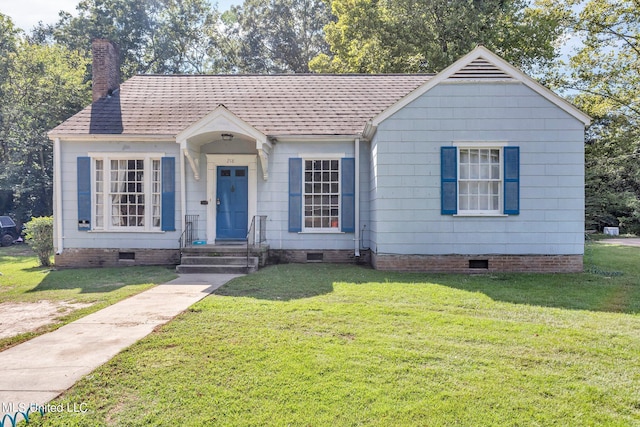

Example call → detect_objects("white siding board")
372 82 585 256
59 140 182 250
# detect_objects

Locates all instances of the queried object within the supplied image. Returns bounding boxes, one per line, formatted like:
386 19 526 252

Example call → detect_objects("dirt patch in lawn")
0 300 93 339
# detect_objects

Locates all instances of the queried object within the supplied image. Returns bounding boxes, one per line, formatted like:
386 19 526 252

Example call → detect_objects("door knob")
216 198 221 206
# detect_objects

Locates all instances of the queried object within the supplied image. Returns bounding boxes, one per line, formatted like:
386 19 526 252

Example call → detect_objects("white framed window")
442 143 518 216
92 154 162 231
458 147 502 214
303 158 340 230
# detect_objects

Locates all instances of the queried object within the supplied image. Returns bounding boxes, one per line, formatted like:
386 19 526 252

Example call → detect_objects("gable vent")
448 57 514 80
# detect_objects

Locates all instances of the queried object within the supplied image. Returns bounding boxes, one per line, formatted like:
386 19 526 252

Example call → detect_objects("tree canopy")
537 0 639 231
310 0 563 73
0 15 90 220
223 0 333 73
49 0 224 77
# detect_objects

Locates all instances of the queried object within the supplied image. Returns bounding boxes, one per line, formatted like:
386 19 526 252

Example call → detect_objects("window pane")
479 195 489 210
470 164 479 179
108 158 147 228
470 150 479 163
458 148 502 212
460 164 468 179
460 150 469 163
303 158 340 228
491 165 500 179
480 164 490 179
459 182 469 195
491 195 500 210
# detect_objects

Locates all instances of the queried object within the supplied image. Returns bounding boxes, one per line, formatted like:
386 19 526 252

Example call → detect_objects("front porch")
177 105 272 245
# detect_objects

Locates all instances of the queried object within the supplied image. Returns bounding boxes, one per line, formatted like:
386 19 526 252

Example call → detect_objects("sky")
0 0 241 33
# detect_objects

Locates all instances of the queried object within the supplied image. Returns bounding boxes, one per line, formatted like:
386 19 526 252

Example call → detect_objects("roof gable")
176 104 267 148
370 46 591 129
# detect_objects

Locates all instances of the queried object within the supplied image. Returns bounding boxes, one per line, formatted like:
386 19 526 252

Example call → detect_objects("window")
304 159 340 229
441 145 519 216
458 148 501 214
288 157 355 233
93 156 161 230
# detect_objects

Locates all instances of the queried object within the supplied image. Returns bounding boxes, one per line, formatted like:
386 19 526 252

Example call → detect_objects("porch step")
176 245 268 274
180 256 254 266
181 245 253 258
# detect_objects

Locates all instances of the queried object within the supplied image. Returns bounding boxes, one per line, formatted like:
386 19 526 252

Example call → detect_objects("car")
0 216 20 247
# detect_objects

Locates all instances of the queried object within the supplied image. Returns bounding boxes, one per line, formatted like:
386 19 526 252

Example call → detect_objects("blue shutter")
503 146 520 215
288 158 302 232
77 157 91 230
341 157 355 233
161 157 176 231
441 147 457 215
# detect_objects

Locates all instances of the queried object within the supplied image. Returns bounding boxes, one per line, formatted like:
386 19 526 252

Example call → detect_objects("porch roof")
50 74 433 137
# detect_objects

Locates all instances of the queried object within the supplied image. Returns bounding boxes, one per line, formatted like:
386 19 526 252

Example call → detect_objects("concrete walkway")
0 274 240 410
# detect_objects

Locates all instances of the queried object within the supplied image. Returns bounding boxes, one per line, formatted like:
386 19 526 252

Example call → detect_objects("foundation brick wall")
371 253 583 273
269 249 371 265
55 248 180 268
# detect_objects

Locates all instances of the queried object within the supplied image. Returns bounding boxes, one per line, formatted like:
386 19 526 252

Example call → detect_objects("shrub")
25 216 54 266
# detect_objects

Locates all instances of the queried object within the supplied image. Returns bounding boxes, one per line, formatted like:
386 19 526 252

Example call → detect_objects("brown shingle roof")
50 74 433 137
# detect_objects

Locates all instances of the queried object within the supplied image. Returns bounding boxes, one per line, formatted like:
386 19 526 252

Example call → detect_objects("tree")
50 0 224 77
0 18 90 221
310 0 563 73
224 0 333 73
538 0 639 232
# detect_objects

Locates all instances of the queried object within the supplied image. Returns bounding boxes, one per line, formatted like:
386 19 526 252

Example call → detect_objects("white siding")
370 82 585 255
257 141 362 250
58 140 182 249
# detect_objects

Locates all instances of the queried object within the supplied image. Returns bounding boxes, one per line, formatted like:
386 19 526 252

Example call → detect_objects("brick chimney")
91 39 120 102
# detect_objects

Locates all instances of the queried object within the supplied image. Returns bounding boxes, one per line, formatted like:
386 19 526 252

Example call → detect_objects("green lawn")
0 245 177 350
26 243 640 426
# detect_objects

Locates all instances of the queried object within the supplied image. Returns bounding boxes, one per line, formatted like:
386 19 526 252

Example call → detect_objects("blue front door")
216 166 248 240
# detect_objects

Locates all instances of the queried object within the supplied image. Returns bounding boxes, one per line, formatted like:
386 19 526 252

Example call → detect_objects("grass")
0 245 177 350
27 242 640 426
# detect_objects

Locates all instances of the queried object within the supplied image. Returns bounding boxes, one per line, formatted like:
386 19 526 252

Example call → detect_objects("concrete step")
180 256 258 266
176 263 257 274
182 246 252 258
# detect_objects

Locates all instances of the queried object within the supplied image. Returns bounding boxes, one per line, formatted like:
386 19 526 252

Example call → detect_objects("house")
48 39 590 273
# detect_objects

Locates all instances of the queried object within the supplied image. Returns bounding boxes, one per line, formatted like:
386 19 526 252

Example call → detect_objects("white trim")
88 152 165 158
206 154 258 243
456 145 504 215
87 230 166 233
298 230 345 234
368 46 591 131
177 105 269 150
49 134 175 142
300 156 343 232
180 148 186 236
273 135 361 143
53 138 64 254
298 153 345 159
90 154 164 232
454 214 508 217
354 138 360 257
453 141 508 147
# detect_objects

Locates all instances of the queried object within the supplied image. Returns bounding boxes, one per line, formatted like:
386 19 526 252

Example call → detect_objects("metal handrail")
179 215 199 249
178 222 193 249
246 215 267 269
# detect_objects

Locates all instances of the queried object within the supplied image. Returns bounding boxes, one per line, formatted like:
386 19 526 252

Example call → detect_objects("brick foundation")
268 249 371 265
371 253 583 273
55 248 180 268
